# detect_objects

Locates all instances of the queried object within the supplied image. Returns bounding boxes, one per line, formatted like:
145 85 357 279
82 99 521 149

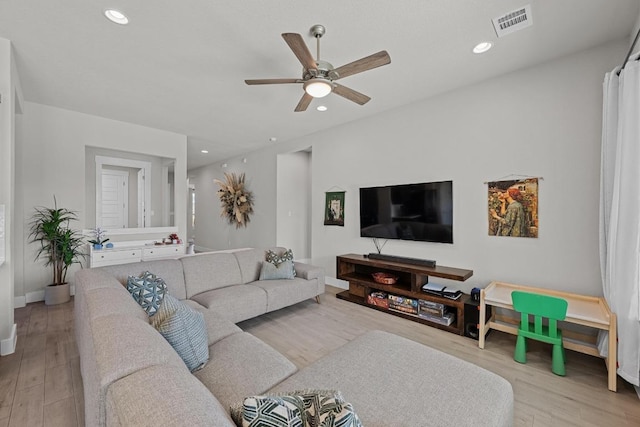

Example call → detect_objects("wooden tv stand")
336 254 473 335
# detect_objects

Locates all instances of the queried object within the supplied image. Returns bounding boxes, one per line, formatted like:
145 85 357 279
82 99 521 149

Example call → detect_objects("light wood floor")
1 286 639 427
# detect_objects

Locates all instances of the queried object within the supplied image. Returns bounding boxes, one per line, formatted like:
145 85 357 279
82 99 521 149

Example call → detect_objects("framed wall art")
324 191 345 226
487 178 538 238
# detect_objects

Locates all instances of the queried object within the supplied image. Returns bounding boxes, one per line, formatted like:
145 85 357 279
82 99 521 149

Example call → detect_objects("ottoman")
268 330 513 427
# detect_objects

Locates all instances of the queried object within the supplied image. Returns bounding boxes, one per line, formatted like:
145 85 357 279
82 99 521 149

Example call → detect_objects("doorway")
95 155 151 229
100 169 129 229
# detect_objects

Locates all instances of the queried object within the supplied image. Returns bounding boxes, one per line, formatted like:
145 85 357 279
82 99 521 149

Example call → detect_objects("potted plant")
88 227 109 249
28 197 85 305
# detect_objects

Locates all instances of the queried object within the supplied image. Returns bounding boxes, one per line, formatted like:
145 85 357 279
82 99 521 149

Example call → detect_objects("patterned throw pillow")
151 294 209 372
266 249 296 277
259 260 295 280
126 271 167 316
231 390 362 427
317 400 362 427
240 395 304 427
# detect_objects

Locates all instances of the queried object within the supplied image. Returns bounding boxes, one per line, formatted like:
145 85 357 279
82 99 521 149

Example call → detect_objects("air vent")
492 4 532 38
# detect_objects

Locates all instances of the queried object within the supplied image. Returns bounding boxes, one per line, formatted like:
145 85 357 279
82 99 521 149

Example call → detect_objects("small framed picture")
324 192 345 226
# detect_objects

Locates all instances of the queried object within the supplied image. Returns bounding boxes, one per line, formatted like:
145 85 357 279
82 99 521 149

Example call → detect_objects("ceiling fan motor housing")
304 60 338 81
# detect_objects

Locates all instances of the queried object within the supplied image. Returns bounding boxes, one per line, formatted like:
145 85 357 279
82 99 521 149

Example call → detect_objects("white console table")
88 242 185 268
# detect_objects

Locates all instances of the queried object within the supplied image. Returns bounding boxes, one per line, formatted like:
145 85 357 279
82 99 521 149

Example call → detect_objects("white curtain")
599 55 640 387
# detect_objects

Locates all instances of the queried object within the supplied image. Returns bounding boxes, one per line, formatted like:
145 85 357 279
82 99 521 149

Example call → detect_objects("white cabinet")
89 243 184 267
143 245 184 260
90 248 142 267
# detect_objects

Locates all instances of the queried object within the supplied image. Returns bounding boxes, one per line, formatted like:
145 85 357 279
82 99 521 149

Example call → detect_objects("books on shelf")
421 282 462 300
388 295 419 315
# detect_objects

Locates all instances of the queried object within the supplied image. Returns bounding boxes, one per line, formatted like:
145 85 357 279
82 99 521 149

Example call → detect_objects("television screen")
359 181 453 243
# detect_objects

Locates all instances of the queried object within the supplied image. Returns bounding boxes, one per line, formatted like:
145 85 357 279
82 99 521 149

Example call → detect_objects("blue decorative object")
93 244 103 250
106 242 114 248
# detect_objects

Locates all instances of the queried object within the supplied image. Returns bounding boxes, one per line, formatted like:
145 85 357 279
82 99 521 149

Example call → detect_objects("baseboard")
23 284 76 305
0 323 17 356
25 290 45 304
325 276 348 290
14 296 26 309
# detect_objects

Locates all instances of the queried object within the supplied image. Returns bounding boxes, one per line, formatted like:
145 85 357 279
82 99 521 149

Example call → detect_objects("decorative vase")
45 283 71 306
94 243 103 250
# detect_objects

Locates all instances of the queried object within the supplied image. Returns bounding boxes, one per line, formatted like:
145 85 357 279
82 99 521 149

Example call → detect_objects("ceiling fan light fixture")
304 78 332 98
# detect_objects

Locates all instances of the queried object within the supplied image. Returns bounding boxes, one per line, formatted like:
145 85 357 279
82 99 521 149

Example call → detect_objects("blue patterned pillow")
126 271 167 316
266 249 296 277
259 260 295 280
151 294 209 372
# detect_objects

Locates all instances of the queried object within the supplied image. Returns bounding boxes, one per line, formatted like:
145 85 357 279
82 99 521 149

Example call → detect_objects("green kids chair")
511 291 569 376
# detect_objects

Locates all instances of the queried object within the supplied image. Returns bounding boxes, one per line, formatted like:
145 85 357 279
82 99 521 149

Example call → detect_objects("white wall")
189 156 278 251
0 38 23 354
15 102 188 299
277 150 311 260
190 39 625 297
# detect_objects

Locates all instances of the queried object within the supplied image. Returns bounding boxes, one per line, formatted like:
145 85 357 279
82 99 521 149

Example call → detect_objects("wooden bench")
478 281 617 392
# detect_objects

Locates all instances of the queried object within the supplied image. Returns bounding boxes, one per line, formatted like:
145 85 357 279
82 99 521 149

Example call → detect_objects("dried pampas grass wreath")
214 172 254 228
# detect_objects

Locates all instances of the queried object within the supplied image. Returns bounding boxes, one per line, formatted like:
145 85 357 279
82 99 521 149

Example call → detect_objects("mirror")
85 146 176 233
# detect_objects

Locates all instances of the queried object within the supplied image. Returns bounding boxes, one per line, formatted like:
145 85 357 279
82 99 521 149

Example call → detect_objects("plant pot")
94 244 103 250
45 283 71 306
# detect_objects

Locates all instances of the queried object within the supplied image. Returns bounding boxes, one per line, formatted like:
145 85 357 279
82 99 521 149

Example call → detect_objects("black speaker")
464 298 491 340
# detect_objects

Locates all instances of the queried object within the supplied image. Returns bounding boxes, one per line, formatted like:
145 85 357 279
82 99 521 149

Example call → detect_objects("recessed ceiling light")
104 9 129 25
201 150 209 154
473 42 492 54
316 105 328 112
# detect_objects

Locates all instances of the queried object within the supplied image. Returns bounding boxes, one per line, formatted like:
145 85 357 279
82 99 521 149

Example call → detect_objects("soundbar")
367 253 436 268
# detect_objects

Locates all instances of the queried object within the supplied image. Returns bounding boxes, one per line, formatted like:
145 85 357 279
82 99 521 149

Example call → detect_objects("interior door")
101 170 128 229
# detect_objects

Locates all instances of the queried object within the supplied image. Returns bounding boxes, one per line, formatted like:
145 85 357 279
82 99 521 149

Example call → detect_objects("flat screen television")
359 181 453 244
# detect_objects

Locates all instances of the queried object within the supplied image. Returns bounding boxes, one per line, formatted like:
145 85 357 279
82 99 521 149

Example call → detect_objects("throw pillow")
239 395 305 427
231 390 362 427
151 294 209 372
259 259 295 280
266 249 296 277
126 271 167 316
316 400 362 427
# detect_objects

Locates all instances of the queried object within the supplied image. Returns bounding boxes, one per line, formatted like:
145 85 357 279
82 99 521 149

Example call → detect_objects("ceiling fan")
245 25 391 112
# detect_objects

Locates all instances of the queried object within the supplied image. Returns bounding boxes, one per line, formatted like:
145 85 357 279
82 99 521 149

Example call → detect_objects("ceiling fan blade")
245 78 302 85
294 93 313 112
282 33 317 71
333 50 391 80
332 83 371 105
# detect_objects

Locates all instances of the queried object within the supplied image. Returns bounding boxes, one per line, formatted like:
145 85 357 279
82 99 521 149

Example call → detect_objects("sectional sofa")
74 247 514 426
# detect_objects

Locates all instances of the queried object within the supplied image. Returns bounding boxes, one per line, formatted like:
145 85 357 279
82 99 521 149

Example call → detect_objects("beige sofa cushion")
233 248 267 284
190 285 267 324
84 287 148 323
182 300 243 345
195 332 297 411
91 315 189 425
252 278 320 312
106 365 236 427
98 259 188 300
181 253 242 297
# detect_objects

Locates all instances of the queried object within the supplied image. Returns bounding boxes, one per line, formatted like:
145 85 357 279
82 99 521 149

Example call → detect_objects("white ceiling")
0 0 638 170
